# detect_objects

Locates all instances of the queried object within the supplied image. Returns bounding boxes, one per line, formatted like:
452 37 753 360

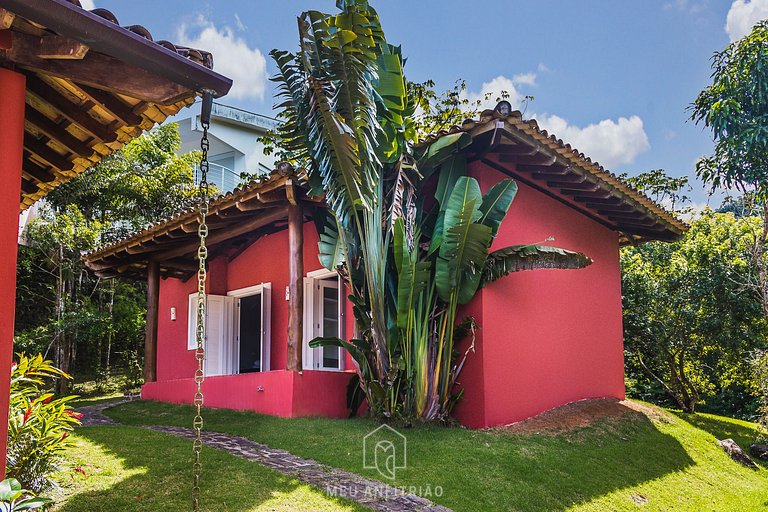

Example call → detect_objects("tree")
691 20 768 319
47 122 202 244
16 123 200 391
619 169 692 214
273 0 590 421
622 211 767 413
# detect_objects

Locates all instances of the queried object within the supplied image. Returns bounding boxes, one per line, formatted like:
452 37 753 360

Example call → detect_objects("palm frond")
482 244 593 285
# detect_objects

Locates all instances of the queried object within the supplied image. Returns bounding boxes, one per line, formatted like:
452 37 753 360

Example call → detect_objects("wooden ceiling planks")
83 171 322 280
0 0 230 210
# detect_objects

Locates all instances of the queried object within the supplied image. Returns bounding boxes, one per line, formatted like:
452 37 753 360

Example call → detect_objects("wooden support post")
144 260 160 382
287 203 303 372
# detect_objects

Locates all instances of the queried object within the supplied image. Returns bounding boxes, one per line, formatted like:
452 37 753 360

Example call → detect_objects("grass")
51 426 366 511
93 400 768 512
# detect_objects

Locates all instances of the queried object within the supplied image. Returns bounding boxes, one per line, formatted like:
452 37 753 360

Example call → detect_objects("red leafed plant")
6 353 81 493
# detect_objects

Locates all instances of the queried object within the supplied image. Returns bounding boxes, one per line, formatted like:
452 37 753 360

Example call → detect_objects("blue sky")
84 0 768 205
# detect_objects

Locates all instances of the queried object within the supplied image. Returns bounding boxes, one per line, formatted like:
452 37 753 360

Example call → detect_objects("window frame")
186 283 272 375
303 269 346 371
228 283 272 373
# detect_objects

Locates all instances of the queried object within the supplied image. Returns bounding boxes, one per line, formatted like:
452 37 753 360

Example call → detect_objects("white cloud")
726 0 768 41
664 0 707 14
234 13 247 32
464 75 523 111
664 129 678 141
79 0 96 9
464 75 650 168
535 114 651 168
537 63 550 73
177 17 266 101
463 74 536 111
512 72 537 86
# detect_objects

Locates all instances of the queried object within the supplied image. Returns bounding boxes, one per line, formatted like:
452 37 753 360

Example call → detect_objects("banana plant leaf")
317 216 345 270
394 218 431 328
419 132 472 169
434 155 467 211
435 177 493 303
478 179 518 236
481 244 593 286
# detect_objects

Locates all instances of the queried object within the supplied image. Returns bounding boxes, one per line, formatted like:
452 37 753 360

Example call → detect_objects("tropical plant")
0 479 51 512
691 20 768 320
622 212 768 414
6 354 81 493
16 123 197 392
275 0 591 421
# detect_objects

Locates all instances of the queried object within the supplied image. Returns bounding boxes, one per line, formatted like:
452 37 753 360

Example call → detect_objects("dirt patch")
490 398 668 436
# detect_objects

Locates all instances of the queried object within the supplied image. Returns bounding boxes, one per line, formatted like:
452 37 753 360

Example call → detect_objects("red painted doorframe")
0 67 26 477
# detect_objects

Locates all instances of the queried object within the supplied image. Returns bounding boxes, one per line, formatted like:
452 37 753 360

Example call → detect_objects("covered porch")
84 170 357 417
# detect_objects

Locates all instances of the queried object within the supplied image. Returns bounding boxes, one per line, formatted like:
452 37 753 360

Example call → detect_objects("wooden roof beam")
547 181 602 192
532 171 585 183
1 31 188 104
22 154 56 183
516 163 570 175
25 105 93 157
573 195 623 205
495 144 540 156
586 203 637 213
499 152 557 166
156 209 288 261
25 75 117 143
76 84 143 126
86 208 288 270
603 215 657 227
23 134 70 171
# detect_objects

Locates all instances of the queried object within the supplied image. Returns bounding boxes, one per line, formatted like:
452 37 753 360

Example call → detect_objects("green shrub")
0 478 51 511
6 354 81 493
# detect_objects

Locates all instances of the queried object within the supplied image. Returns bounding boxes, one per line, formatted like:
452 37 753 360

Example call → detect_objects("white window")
303 270 345 371
187 283 271 376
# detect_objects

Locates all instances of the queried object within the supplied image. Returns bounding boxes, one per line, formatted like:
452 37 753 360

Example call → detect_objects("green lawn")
51 426 366 511
93 400 768 512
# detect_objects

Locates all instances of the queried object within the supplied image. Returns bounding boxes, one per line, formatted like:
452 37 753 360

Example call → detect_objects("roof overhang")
421 110 688 244
0 0 233 210
83 170 322 280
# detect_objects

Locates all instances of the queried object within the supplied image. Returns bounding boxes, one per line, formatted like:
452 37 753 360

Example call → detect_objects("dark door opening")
239 294 262 373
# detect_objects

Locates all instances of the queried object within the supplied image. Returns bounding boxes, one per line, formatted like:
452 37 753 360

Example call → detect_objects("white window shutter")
302 277 313 370
187 294 200 350
261 283 272 372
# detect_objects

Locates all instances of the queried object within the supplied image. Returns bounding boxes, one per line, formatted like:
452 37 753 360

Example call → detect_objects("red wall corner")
0 67 26 477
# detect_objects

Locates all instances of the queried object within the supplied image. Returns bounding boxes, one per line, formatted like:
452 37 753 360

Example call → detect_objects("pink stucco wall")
452 160 625 428
148 220 356 418
149 160 625 426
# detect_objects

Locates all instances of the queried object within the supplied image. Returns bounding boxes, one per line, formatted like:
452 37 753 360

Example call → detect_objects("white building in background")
176 102 280 193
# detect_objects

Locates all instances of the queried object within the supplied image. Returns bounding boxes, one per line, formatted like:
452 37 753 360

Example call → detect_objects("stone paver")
77 402 452 512
78 399 129 426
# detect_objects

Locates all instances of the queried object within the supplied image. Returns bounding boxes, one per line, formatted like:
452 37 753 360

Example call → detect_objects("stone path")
77 401 451 512
78 399 126 426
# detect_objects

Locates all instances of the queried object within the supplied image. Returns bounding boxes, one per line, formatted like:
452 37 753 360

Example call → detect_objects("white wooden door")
187 294 235 376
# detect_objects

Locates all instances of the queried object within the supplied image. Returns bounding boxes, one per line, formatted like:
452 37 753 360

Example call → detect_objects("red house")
85 109 686 428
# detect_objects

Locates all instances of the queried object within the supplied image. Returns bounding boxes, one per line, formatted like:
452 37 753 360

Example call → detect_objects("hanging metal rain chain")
192 92 214 512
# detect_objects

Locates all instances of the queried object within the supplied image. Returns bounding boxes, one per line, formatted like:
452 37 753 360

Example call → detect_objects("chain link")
192 117 210 512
